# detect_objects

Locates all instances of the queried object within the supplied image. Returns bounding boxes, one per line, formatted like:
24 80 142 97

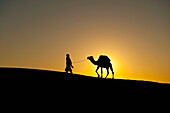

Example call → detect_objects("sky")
0 0 170 83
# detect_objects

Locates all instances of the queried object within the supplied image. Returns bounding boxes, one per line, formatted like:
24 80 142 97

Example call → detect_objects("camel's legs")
96 66 100 78
110 64 114 79
112 72 114 79
101 67 103 78
105 68 109 79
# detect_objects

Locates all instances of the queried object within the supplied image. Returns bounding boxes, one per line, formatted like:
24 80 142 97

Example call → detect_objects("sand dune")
1 67 169 88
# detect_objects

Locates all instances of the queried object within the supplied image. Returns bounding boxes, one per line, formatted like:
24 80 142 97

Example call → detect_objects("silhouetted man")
65 54 74 74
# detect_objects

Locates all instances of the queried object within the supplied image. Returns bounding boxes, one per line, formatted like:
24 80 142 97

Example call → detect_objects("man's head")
66 54 70 57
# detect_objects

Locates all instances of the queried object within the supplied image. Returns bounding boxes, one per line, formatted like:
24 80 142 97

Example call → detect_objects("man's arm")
70 60 74 68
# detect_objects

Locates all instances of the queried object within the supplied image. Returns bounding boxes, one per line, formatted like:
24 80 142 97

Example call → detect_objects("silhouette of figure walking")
65 54 74 74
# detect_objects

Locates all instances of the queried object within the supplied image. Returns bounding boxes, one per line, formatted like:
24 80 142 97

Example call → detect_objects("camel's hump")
98 55 110 62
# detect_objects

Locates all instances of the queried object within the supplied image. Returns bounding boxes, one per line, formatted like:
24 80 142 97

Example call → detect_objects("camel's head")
87 56 93 60
87 56 97 65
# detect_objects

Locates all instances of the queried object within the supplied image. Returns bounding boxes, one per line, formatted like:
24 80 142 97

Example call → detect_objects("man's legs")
70 69 73 74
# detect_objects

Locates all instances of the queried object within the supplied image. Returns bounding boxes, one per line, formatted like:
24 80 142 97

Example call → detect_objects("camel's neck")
89 58 98 65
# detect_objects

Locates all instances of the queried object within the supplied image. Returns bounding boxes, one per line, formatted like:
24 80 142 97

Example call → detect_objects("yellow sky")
0 0 170 83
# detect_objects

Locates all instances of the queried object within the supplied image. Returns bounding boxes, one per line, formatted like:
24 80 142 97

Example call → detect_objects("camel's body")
87 55 114 79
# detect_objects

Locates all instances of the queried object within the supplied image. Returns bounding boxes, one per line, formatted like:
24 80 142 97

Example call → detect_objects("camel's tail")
110 64 114 79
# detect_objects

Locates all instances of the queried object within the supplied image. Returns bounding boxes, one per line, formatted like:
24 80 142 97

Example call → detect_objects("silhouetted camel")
87 55 114 79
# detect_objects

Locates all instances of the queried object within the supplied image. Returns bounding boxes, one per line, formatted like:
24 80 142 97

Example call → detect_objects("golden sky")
0 0 170 83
